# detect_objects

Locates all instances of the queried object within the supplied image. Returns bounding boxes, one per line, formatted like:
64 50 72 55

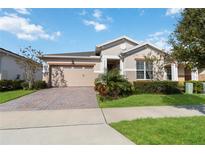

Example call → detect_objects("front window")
136 60 153 79
136 61 144 79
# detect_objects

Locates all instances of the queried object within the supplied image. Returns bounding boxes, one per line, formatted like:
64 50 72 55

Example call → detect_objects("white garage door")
51 66 98 87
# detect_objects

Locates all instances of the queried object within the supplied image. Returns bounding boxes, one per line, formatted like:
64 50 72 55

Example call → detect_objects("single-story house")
0 48 42 81
41 36 205 87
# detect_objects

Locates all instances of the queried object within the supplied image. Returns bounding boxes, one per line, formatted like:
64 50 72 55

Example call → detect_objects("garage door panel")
51 66 98 87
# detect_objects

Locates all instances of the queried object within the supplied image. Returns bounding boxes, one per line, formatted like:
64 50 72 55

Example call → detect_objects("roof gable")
0 48 42 65
95 36 139 55
121 42 166 57
0 48 25 60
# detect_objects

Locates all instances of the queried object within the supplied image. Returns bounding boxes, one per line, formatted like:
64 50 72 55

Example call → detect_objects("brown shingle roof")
44 51 96 57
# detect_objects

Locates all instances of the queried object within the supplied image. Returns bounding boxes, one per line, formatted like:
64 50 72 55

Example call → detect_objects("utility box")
202 83 205 94
185 83 193 94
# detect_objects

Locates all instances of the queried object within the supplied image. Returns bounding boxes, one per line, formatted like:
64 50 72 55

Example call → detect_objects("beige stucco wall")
0 54 42 80
101 40 136 56
123 47 164 81
44 57 101 72
198 68 205 81
178 65 185 81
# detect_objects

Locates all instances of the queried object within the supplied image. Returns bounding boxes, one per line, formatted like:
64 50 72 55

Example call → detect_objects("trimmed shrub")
0 80 47 91
21 82 29 90
133 80 181 94
95 69 134 99
0 80 12 91
12 80 24 89
33 80 47 89
0 80 24 91
21 81 47 90
178 81 185 92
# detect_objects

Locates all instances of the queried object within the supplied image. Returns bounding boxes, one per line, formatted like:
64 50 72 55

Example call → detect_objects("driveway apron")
0 87 98 111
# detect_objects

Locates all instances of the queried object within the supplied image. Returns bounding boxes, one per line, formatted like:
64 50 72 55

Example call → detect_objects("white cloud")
0 13 61 41
81 9 112 32
93 9 102 19
166 8 184 16
14 8 30 15
146 30 171 51
83 20 107 32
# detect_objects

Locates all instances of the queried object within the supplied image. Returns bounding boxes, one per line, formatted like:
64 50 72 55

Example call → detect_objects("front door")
107 59 120 72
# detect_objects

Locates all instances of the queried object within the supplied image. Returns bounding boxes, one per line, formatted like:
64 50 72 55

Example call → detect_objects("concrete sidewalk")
0 109 133 145
1 105 204 144
0 109 105 129
0 124 133 144
102 105 205 123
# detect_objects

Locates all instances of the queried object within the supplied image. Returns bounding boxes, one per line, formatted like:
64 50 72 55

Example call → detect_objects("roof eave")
41 55 100 59
121 43 167 57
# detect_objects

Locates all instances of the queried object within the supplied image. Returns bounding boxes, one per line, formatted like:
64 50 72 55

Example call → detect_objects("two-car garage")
41 52 101 87
51 65 98 87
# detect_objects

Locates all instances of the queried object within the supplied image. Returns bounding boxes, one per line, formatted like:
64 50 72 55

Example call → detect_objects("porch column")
171 63 178 81
163 68 167 80
191 68 198 81
120 59 124 75
101 56 107 73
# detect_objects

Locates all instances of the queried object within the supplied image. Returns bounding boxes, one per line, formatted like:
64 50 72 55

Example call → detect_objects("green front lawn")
111 116 205 144
99 94 205 108
0 90 35 104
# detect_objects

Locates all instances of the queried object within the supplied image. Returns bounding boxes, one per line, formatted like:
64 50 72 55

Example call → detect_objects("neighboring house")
41 36 205 87
0 48 42 81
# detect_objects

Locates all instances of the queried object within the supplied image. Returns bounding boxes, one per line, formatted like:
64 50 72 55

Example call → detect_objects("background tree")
16 46 43 89
169 8 205 69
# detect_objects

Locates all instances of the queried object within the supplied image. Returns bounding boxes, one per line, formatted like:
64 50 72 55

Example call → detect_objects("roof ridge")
96 35 139 48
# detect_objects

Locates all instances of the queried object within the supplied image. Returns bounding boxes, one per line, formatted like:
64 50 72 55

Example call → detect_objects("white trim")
163 68 167 80
135 60 154 80
171 63 178 81
120 59 124 75
94 70 104 73
100 56 107 73
96 35 139 48
122 42 165 56
124 68 137 71
135 79 153 80
102 55 120 59
191 68 198 81
42 55 100 59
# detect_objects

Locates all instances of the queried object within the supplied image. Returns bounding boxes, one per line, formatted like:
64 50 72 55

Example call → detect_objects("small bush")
21 82 29 90
12 80 24 89
133 80 181 94
0 80 12 91
178 81 185 92
0 80 47 91
186 81 205 93
95 69 134 99
0 80 24 91
33 80 47 89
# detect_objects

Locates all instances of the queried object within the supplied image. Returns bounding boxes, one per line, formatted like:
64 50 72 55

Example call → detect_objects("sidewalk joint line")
0 122 105 131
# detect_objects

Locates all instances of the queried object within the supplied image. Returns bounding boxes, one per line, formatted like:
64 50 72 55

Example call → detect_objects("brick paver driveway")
0 87 98 111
